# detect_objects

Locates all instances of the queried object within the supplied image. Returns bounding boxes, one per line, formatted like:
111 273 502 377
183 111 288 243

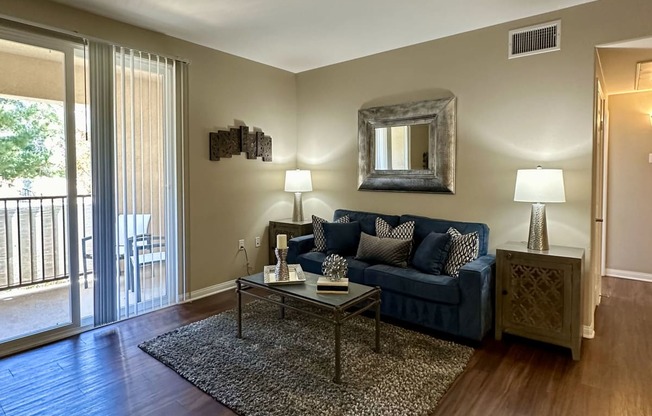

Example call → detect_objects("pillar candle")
277 234 288 249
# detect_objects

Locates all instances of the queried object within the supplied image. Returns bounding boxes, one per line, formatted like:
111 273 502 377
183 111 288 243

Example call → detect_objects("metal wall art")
209 125 272 162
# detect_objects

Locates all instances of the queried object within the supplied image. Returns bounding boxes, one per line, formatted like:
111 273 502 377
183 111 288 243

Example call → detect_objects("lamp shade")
284 169 312 192
514 168 566 203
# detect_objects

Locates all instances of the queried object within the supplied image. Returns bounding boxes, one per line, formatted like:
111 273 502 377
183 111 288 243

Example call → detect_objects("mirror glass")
358 97 456 193
374 124 430 170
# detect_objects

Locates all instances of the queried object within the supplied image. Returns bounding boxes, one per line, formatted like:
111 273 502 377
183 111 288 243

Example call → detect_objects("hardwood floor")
0 276 650 415
0 292 238 416
434 276 652 416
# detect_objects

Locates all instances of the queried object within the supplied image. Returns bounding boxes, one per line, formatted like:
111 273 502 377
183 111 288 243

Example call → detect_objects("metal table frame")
236 273 381 384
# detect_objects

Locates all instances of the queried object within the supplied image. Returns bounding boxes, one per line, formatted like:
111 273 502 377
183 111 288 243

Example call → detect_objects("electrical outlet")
238 239 245 251
255 236 261 248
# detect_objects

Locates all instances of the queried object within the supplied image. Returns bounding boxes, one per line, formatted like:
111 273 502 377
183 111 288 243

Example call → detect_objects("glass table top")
240 272 378 307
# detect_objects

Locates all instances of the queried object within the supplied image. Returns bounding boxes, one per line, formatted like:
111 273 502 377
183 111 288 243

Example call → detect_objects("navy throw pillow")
412 231 452 275
323 221 361 256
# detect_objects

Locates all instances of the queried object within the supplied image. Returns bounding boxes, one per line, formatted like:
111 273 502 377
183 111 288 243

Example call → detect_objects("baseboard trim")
0 325 91 358
184 279 237 302
605 268 652 282
583 325 595 339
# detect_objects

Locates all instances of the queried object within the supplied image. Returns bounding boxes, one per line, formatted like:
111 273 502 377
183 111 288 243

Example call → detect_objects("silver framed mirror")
358 97 456 193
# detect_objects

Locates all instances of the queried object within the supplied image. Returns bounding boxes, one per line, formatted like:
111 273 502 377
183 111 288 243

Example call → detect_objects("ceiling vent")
508 20 561 59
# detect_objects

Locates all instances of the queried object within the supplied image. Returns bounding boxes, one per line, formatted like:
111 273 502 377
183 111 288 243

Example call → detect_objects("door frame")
588 59 608 340
0 26 86 357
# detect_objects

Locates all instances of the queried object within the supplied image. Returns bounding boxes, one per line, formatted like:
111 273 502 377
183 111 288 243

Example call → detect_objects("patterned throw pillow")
375 217 415 240
355 232 412 267
444 227 479 278
312 215 350 252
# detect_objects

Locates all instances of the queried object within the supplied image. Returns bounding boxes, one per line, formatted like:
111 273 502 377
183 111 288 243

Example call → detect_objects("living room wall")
0 0 298 294
295 0 652 331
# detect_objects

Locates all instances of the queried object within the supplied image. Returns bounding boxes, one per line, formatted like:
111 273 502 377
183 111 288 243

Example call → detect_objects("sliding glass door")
0 28 87 354
0 24 187 355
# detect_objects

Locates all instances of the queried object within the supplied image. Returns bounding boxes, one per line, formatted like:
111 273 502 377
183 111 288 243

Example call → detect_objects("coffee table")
236 271 381 383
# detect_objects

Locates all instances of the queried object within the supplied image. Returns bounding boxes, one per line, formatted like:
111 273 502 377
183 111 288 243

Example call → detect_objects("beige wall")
0 50 63 102
0 0 298 293
606 92 652 276
296 0 652 330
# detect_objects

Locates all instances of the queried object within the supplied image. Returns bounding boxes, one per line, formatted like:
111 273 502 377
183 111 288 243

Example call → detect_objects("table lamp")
285 169 312 222
514 166 566 251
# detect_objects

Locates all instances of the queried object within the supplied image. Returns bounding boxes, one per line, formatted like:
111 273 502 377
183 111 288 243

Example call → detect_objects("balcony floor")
0 280 94 342
0 266 166 343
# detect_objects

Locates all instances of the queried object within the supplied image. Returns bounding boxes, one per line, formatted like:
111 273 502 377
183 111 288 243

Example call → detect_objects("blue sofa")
287 209 495 341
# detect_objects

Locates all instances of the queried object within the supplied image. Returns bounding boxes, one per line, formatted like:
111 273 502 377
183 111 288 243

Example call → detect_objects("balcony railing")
0 195 92 291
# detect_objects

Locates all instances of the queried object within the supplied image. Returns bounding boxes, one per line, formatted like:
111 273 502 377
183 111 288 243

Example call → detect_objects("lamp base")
527 203 549 251
292 192 304 222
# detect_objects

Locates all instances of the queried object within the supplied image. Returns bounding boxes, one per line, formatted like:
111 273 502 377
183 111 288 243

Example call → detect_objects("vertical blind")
90 41 187 325
89 42 117 326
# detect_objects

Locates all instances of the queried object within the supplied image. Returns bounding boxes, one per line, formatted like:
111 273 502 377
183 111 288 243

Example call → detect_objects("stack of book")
316 277 349 294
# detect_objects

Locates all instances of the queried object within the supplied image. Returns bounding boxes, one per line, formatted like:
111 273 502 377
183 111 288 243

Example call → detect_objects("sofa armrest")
457 254 496 341
287 234 315 264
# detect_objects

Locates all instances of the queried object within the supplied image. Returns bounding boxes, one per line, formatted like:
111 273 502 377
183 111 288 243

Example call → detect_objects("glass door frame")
0 26 85 357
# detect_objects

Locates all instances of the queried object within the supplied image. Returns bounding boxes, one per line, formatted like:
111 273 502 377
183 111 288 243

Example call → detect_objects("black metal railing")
0 194 92 291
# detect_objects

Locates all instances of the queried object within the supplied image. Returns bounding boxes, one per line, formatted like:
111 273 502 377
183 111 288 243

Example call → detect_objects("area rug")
139 300 474 416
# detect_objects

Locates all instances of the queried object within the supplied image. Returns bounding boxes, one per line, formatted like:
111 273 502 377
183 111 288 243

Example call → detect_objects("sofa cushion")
355 232 411 267
334 209 400 236
323 221 361 256
312 214 349 251
400 214 489 256
364 264 460 305
412 231 452 275
444 228 479 278
296 252 369 284
296 251 327 275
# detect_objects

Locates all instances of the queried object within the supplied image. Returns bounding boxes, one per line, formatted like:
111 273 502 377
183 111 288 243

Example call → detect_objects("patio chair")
127 234 166 302
81 214 152 288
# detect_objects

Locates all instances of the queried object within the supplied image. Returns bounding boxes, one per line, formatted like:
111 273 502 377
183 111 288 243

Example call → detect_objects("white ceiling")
597 47 652 95
52 0 595 73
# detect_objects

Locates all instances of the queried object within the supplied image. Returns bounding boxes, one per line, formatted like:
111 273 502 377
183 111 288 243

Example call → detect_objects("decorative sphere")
321 254 348 281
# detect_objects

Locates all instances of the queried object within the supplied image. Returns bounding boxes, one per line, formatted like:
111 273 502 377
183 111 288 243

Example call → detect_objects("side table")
495 241 585 360
268 218 313 264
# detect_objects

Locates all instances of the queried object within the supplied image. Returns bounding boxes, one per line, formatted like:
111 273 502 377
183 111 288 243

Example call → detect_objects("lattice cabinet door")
495 242 584 360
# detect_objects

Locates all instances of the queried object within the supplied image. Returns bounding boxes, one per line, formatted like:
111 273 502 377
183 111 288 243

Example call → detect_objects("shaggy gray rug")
139 299 474 416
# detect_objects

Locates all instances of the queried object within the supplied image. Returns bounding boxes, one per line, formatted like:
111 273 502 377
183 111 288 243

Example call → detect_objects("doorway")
593 38 652 293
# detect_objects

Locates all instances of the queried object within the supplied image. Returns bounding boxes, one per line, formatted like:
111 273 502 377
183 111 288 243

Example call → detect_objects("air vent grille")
509 21 561 59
